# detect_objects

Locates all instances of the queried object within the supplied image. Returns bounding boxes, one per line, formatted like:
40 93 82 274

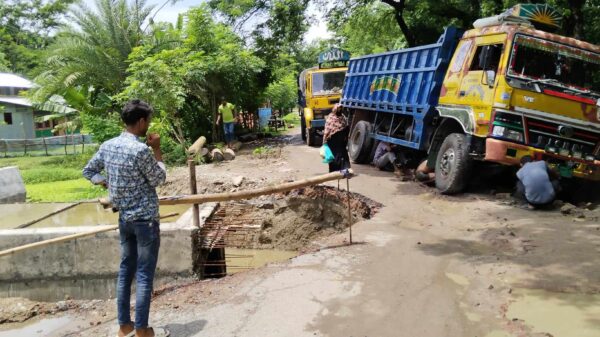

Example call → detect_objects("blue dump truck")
340 4 600 194
341 27 464 192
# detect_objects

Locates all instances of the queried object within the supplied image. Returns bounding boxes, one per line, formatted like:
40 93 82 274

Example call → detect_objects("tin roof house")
0 73 76 139
0 73 36 139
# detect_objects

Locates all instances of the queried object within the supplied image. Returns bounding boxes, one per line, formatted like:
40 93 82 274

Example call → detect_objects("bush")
160 136 188 166
81 111 123 143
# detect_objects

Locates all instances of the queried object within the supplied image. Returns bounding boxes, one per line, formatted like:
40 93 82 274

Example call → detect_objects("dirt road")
5 131 600 337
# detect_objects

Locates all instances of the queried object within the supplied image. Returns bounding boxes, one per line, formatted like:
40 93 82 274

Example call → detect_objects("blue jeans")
117 218 160 329
223 122 235 143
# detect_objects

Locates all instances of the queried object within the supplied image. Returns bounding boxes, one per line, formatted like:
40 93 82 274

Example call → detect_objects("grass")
26 178 107 202
0 147 107 202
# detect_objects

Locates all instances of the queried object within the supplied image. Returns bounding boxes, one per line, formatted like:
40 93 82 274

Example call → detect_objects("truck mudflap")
485 138 600 180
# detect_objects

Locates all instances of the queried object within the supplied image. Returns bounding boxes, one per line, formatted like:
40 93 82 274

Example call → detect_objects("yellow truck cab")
436 4 600 182
298 49 349 146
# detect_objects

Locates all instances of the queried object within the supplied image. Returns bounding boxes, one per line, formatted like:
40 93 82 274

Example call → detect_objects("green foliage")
119 5 265 145
252 146 272 155
282 111 300 125
0 150 105 202
30 0 154 102
21 167 82 184
332 2 405 55
80 111 123 143
0 0 76 75
265 73 297 111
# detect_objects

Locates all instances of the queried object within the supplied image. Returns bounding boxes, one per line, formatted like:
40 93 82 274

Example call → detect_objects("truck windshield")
312 71 345 96
508 34 600 96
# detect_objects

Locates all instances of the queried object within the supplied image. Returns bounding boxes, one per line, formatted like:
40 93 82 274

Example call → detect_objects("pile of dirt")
210 186 382 251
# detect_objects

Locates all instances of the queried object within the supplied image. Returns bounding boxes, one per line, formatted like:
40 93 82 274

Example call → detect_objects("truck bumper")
310 119 325 128
484 138 600 180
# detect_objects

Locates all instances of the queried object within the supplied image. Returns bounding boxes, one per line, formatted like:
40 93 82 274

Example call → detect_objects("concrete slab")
0 203 217 301
0 166 26 203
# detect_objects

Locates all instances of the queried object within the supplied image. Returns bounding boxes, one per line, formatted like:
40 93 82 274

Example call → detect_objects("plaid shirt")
83 132 166 222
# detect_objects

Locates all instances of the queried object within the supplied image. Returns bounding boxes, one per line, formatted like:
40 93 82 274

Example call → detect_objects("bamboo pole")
0 212 180 258
189 159 200 228
159 169 354 205
0 225 118 258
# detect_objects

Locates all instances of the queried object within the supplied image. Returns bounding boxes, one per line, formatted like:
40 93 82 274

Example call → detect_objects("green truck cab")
298 49 349 146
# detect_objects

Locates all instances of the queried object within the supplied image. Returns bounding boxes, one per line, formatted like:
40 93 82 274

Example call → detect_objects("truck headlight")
492 125 524 142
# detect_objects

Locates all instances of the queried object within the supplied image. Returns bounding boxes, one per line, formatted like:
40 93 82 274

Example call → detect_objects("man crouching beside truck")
515 156 561 209
83 100 169 337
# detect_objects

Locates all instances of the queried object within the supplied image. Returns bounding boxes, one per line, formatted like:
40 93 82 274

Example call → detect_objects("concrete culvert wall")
205 186 381 251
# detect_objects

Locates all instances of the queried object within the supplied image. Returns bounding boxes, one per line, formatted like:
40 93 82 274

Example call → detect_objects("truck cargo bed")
341 27 463 150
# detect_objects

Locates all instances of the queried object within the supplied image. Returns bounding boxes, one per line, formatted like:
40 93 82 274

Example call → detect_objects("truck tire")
307 128 317 146
435 133 472 194
300 114 307 141
349 120 373 163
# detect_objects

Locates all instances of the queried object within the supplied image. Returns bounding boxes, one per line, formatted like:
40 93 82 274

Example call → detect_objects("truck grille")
524 117 600 160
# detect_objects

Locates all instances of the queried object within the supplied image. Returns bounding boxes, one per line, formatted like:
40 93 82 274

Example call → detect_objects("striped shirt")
83 132 166 222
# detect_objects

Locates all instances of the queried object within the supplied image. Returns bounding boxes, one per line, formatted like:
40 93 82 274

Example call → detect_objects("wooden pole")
0 225 118 258
1 212 181 258
346 178 352 244
43 137 48 156
188 159 200 228
160 169 354 205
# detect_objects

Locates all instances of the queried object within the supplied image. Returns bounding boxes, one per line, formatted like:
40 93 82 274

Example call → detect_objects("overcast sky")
84 0 331 42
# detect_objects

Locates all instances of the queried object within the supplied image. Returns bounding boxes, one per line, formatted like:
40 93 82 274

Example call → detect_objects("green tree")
30 0 154 104
0 0 77 76
264 73 297 113
119 5 265 145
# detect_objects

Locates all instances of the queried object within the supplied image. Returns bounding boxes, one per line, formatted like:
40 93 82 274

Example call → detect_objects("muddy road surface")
2 131 599 337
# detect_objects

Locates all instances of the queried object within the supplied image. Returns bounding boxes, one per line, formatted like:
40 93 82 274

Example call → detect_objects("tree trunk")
564 0 585 39
380 0 417 47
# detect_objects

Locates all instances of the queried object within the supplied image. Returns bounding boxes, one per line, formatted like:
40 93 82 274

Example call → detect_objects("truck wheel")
435 133 472 194
348 120 373 163
307 128 316 146
300 115 307 141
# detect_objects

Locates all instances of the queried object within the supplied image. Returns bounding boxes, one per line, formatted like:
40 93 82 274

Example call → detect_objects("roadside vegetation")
2 0 598 200
0 150 107 202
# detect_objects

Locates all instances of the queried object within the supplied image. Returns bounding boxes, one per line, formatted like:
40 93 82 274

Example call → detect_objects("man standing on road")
83 100 169 337
515 156 560 209
216 97 238 149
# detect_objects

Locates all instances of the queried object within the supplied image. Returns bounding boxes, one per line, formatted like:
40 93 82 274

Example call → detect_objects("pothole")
196 185 382 277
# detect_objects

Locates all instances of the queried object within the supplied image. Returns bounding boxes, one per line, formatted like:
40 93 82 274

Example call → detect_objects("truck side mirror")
485 70 496 87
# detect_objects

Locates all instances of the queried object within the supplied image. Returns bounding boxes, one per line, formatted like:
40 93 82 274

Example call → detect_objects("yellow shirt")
219 103 236 123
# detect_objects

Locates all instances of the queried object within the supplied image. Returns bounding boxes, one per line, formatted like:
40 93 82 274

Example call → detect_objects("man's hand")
146 133 161 150
97 180 108 189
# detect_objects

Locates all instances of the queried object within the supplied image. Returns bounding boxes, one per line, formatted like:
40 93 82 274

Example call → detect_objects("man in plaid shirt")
83 100 169 337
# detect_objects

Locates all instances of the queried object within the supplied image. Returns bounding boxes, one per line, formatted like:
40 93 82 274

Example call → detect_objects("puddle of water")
225 248 297 274
0 316 72 337
507 288 600 337
0 203 189 228
0 203 71 229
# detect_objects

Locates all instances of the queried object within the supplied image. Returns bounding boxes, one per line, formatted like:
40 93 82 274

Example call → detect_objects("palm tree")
30 0 154 104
